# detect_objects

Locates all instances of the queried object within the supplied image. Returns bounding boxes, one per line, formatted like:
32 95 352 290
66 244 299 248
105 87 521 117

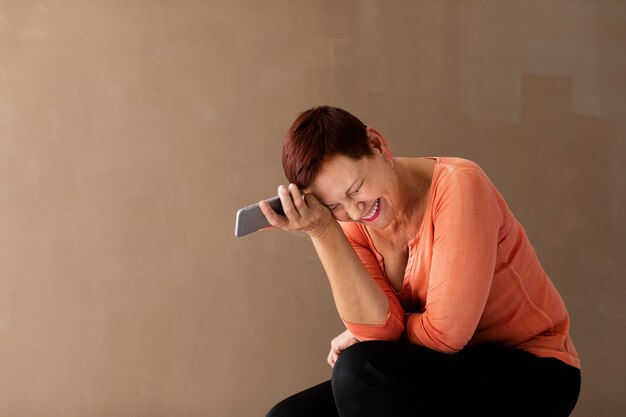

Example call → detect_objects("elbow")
343 310 405 342
436 338 467 354
408 331 468 354
431 330 471 354
406 315 471 354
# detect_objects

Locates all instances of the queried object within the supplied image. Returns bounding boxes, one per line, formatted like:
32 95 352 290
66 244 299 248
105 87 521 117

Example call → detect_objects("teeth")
363 199 379 220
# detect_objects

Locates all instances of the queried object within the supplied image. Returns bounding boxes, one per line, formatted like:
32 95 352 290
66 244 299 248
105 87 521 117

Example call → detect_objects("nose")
346 201 365 221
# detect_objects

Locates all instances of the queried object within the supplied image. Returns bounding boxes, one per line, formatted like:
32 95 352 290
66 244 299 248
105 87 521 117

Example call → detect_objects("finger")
302 192 317 206
259 200 287 228
327 351 337 368
278 185 301 221
288 183 307 213
302 192 327 213
328 340 337 367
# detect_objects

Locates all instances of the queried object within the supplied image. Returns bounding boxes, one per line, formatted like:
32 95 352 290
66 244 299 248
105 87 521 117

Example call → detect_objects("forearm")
310 221 389 325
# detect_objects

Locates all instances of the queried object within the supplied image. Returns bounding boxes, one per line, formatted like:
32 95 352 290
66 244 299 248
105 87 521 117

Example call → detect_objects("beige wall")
1 1 624 416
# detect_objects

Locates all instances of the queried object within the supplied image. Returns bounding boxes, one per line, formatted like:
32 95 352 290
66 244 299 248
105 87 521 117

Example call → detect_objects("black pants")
266 341 581 417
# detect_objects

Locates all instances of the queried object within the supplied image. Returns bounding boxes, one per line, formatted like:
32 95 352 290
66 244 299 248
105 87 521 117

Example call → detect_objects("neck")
385 157 432 235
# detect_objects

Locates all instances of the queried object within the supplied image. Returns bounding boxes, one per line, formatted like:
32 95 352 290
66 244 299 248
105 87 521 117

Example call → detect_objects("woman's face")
305 145 398 230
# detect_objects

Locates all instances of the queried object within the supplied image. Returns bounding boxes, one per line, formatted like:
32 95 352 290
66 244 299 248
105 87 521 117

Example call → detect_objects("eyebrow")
345 178 361 196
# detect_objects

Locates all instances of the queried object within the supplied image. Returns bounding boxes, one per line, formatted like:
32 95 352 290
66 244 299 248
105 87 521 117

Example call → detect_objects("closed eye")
325 178 365 212
348 181 364 197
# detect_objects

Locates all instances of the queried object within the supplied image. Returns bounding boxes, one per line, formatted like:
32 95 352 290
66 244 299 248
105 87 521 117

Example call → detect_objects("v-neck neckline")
358 157 441 293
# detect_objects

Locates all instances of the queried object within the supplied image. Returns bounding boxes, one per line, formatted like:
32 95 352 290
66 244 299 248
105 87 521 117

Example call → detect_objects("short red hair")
282 105 373 188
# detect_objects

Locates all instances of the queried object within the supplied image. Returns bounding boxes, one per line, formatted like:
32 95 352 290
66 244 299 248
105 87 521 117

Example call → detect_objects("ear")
366 127 393 161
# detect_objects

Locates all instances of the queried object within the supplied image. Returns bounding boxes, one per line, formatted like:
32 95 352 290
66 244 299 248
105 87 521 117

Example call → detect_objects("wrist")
308 217 338 240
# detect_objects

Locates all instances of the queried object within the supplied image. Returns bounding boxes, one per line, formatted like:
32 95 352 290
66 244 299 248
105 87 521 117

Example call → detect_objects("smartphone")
234 196 284 237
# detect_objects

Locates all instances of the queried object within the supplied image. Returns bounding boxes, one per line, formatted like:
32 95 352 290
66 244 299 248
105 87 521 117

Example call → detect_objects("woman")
260 105 581 417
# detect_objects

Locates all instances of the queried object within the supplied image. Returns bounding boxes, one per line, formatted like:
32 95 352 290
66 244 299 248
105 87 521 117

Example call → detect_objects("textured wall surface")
0 1 624 416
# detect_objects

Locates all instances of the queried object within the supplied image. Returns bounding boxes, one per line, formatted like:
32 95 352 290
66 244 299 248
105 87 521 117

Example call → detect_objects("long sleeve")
339 223 405 341
405 165 502 353
336 157 579 370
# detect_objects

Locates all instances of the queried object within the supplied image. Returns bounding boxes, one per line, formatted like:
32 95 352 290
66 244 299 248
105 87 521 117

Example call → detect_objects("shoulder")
433 157 494 189
436 157 486 176
429 157 502 216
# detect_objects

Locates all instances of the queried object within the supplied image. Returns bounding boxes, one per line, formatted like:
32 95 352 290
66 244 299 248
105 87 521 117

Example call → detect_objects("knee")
331 341 383 388
265 399 293 417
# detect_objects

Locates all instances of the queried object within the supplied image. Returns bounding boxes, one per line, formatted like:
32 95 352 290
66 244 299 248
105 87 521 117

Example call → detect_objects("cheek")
332 210 351 222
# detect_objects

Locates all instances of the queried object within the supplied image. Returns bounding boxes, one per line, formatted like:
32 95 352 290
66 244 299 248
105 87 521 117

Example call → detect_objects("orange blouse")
339 157 580 369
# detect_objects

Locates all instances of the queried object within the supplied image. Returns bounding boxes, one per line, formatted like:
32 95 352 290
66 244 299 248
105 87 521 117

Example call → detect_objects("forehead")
305 155 366 202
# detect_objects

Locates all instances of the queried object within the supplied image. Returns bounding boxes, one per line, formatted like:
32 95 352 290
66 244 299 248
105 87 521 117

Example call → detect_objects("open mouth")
361 198 381 222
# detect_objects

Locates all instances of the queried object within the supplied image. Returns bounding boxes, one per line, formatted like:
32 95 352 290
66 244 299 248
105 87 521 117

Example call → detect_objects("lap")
333 340 580 416
266 341 580 417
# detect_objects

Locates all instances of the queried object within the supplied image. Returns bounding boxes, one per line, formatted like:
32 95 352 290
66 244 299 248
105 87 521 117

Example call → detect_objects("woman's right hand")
327 329 360 368
259 183 335 238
